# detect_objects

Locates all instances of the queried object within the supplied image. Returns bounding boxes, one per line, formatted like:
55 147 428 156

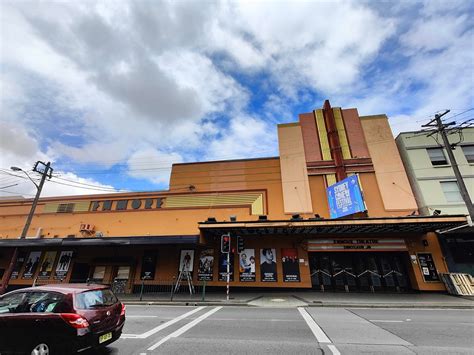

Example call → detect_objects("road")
88 305 474 354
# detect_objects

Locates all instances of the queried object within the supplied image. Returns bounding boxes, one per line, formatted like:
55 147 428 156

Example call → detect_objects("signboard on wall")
198 249 214 281
239 249 256 282
10 251 27 280
326 175 366 219
22 251 42 279
38 251 57 279
260 248 277 282
54 251 73 279
219 252 234 281
308 239 407 252
417 253 439 282
140 250 157 280
282 248 300 282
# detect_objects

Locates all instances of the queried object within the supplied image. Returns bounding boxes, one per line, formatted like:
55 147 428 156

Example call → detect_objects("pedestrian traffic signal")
237 236 244 252
221 234 231 253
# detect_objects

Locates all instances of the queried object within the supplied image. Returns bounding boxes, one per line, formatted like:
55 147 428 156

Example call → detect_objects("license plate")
99 332 112 344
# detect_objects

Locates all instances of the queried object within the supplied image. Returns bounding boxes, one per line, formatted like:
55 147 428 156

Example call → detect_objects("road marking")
328 344 341 355
121 306 206 339
297 307 331 343
147 306 222 350
370 320 404 323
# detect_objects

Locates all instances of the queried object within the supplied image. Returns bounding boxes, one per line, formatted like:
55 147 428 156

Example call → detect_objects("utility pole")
422 111 474 221
0 161 53 294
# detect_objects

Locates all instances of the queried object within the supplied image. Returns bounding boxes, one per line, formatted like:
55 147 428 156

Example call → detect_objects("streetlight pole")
0 161 53 294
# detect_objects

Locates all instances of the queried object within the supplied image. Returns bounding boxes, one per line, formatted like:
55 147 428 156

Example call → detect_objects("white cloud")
401 15 469 53
127 148 183 185
205 115 278 161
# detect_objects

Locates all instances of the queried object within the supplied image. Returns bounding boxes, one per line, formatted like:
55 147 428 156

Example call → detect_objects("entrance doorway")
69 263 91 283
309 252 410 292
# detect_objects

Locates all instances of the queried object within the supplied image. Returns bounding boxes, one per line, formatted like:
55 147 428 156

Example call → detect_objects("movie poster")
282 248 300 282
140 250 157 280
22 251 42 279
198 249 214 281
239 249 256 282
10 251 27 280
179 250 195 272
260 248 277 282
54 251 73 279
219 251 234 281
38 251 57 279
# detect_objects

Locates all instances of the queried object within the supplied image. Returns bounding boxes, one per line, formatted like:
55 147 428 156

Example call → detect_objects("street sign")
326 175 366 219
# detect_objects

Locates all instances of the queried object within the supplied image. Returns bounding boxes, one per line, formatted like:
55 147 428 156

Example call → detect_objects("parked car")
0 284 125 354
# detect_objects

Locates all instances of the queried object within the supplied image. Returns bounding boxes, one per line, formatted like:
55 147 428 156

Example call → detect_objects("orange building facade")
0 101 467 293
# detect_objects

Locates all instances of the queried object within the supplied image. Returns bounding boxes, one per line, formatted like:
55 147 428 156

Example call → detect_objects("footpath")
120 291 474 309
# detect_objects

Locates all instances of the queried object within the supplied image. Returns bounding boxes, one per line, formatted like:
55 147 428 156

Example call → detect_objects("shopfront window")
92 266 106 280
116 266 130 280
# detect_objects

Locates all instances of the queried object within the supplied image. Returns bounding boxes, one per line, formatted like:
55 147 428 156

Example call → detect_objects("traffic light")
221 234 231 253
237 236 244 253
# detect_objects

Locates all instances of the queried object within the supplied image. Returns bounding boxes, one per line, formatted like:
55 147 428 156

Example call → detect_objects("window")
462 145 474 163
116 266 130 280
0 291 67 313
75 289 118 309
92 266 106 280
427 148 448 166
57 203 75 213
0 292 27 314
441 181 463 203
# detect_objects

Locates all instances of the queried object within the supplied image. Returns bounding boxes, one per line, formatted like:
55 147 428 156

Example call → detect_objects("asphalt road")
86 305 474 355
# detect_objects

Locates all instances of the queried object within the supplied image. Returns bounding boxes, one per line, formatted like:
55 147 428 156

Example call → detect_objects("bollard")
201 280 206 302
170 277 175 302
139 277 145 301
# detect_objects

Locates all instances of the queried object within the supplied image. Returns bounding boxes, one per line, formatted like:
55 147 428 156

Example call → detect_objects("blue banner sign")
326 175 366 219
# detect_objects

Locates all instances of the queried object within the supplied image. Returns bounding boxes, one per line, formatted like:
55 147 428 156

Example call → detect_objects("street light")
0 161 53 294
11 166 39 190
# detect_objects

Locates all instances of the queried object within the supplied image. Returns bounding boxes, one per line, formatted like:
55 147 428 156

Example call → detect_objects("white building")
396 127 474 216
396 127 474 274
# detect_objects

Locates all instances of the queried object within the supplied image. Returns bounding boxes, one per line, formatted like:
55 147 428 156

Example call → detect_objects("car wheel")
30 342 51 355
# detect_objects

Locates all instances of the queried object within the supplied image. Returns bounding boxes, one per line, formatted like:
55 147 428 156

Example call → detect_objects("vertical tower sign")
326 175 366 219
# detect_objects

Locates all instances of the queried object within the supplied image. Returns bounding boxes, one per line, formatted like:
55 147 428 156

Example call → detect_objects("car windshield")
75 289 118 309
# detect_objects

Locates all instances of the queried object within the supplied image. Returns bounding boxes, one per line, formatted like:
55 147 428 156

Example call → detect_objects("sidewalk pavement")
120 291 474 308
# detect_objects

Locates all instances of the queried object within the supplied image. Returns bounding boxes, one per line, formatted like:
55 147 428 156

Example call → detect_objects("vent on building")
66 234 76 238
57 203 75 213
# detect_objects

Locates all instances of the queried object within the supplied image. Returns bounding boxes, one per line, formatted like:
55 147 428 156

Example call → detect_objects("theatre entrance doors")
309 252 411 292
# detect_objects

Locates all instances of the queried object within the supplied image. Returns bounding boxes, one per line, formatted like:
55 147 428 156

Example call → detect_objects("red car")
0 284 125 354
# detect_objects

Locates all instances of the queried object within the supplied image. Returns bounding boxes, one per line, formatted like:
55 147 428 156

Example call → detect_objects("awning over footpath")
199 215 469 236
0 235 199 247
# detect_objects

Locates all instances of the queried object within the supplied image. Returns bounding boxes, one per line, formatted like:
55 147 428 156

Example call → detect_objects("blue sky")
1 0 473 197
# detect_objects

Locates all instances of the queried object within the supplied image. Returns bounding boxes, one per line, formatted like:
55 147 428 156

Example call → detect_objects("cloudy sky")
1 0 473 198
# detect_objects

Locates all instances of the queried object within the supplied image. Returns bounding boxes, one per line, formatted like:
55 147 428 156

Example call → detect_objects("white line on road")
370 320 404 323
328 344 341 355
297 307 331 343
147 306 222 351
121 306 206 339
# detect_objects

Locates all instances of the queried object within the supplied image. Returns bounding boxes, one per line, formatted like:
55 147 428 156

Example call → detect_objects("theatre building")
0 100 468 293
